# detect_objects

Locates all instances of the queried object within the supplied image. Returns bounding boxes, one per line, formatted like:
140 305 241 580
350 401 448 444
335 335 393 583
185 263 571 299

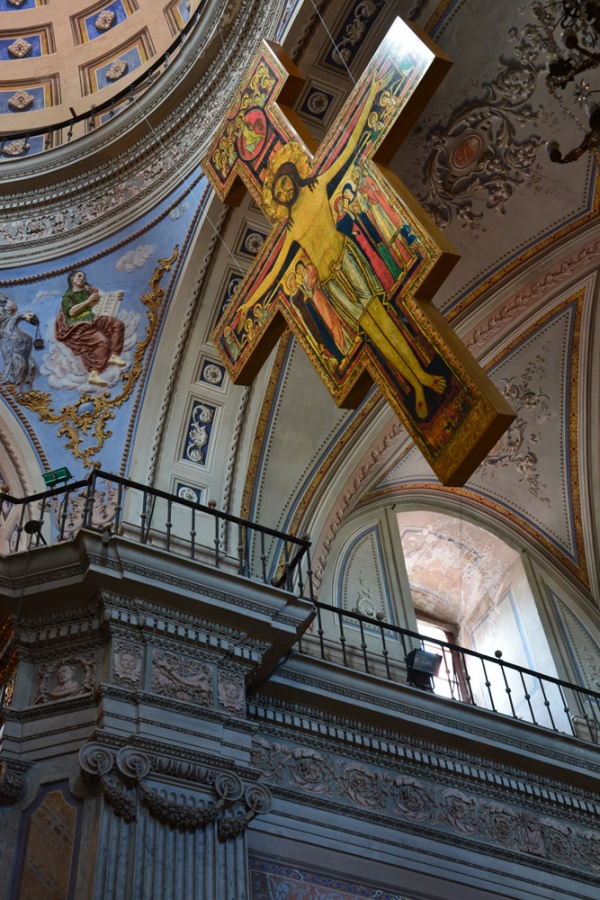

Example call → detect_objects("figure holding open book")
55 270 126 386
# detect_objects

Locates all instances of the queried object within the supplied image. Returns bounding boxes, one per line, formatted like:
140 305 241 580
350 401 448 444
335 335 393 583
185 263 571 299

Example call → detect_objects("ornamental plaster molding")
287 0 328 62
250 735 600 881
249 703 600 821
151 649 213 705
112 638 143 690
313 415 404 589
463 236 600 354
0 760 29 806
0 0 286 263
263 668 600 776
34 653 96 704
79 740 271 833
101 591 270 653
147 203 230 485
220 384 251 520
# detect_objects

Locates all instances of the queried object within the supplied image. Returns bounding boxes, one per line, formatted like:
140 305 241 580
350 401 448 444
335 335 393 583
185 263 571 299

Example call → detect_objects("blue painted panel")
0 35 42 61
0 0 38 10
0 85 45 114
182 401 216 466
84 0 128 42
95 46 142 91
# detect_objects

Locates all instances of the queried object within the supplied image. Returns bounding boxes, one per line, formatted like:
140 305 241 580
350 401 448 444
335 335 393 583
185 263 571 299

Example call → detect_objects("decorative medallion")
8 38 32 59
1 138 29 157
95 10 116 31
199 361 225 386
34 656 96 704
7 90 34 111
106 59 128 82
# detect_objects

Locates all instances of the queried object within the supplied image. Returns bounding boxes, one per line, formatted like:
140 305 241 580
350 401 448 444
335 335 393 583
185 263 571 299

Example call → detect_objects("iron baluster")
260 530 267 584
519 670 535 724
538 677 557 732
190 506 196 560
14 503 26 552
379 623 391 680
305 547 315 603
213 508 220 568
165 497 172 552
58 488 71 542
317 603 325 658
440 645 457 700
83 470 96 529
114 481 124 534
498 656 517 719
338 608 348 668
140 489 148 543
480 657 497 712
296 547 305 598
462 655 476 705
358 617 369 674
283 541 291 592
557 682 575 736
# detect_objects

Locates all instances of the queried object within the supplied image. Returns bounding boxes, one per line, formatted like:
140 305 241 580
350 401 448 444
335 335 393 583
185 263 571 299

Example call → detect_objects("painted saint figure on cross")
202 18 514 486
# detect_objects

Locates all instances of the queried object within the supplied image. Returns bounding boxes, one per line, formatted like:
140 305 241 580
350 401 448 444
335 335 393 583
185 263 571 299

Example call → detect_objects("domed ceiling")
0 0 200 153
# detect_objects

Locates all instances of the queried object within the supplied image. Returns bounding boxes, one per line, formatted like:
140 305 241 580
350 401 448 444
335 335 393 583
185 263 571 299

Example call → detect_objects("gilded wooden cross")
202 17 514 486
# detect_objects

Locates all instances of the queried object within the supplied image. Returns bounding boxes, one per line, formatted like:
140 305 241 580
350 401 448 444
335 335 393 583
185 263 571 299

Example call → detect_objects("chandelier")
534 1 600 162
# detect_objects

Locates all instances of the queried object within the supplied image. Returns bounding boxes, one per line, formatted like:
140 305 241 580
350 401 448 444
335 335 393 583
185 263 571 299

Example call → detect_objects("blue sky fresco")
0 171 207 482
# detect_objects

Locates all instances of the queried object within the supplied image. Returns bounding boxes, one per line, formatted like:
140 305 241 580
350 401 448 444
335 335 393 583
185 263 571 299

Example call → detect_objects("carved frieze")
34 655 96 704
0 760 26 805
218 671 245 715
113 639 142 689
151 649 213 705
251 736 600 878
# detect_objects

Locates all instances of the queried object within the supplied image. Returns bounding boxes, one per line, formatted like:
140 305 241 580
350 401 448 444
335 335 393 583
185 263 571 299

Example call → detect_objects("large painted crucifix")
202 17 514 486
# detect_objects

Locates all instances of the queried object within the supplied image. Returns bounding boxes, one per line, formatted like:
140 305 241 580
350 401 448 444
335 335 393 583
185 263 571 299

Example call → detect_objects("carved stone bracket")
78 741 272 833
217 783 272 842
0 760 28 806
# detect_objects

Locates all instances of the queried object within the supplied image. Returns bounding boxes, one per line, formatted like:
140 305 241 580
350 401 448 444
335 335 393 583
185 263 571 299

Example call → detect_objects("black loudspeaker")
406 648 442 691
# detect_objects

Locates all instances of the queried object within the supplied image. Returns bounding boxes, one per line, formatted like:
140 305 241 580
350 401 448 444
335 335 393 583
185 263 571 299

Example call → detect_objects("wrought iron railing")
299 601 600 745
0 469 314 601
3 474 598 744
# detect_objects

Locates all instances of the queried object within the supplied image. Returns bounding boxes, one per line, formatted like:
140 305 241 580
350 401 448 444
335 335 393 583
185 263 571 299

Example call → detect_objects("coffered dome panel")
0 0 198 131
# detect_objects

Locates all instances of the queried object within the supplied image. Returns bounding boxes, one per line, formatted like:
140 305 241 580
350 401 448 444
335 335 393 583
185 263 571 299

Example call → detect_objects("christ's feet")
89 370 107 386
108 355 126 367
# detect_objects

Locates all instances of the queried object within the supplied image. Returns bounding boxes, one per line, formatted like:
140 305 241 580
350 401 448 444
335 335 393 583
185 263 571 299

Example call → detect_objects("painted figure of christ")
235 74 446 420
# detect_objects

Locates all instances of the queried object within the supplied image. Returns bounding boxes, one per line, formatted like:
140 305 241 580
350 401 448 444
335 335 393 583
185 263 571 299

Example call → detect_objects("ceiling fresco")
0 173 206 479
0 0 598 613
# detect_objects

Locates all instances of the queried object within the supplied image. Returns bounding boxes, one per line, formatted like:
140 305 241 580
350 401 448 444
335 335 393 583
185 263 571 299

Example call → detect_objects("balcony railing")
0 469 314 601
2 473 598 745
299 601 600 745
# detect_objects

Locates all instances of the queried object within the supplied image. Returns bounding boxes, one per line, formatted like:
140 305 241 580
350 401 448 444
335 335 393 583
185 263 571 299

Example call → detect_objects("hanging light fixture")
536 1 600 161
